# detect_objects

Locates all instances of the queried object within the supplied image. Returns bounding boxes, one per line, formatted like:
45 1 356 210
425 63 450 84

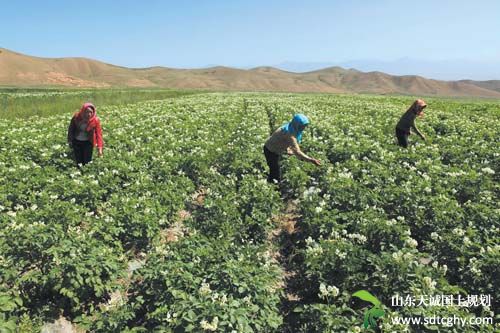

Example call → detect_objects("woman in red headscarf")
395 99 427 148
67 102 104 165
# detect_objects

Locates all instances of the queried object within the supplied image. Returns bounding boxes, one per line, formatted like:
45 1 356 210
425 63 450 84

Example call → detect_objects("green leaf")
352 290 381 306
363 310 370 329
371 307 385 318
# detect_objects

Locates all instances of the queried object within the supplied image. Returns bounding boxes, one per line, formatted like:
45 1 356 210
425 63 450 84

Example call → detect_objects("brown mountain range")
1 48 499 97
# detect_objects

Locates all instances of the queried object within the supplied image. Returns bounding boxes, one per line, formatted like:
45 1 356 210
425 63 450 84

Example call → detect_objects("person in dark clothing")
67 102 104 165
264 114 321 183
396 99 427 148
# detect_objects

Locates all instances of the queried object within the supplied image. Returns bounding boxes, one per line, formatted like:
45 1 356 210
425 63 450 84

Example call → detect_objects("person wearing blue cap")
264 114 321 183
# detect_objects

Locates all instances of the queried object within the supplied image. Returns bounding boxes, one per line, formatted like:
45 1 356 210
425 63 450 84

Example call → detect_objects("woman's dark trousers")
264 145 281 183
396 128 409 148
72 139 93 165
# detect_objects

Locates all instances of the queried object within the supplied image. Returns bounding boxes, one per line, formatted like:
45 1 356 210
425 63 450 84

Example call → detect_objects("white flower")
481 167 495 175
199 282 211 296
200 317 218 331
469 257 481 275
318 283 339 299
386 219 396 226
392 251 403 262
405 238 418 248
330 285 339 297
430 232 439 240
303 186 320 198
487 245 498 254
335 249 347 259
423 277 436 290
338 171 353 179
306 243 324 256
350 326 362 333
347 233 367 244
447 171 465 177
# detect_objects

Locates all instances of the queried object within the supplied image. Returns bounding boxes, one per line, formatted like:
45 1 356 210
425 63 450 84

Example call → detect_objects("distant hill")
459 80 500 93
1 48 499 97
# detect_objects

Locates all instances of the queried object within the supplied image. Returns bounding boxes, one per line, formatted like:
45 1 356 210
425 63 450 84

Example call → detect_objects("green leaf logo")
352 290 385 330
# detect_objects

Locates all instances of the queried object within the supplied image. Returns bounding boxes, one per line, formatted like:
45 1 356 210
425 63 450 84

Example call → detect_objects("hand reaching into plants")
310 158 321 166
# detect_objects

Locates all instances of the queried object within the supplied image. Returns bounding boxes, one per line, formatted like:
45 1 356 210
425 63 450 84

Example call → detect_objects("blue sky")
1 0 499 79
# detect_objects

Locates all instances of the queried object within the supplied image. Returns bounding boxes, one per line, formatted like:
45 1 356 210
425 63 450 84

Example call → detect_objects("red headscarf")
408 99 427 117
75 102 98 131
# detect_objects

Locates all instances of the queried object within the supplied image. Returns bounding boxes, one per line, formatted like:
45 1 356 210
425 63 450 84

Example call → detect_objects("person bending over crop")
264 114 321 183
395 99 427 148
67 102 104 165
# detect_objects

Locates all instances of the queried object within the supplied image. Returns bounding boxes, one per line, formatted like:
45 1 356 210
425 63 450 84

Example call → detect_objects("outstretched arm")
411 121 425 140
289 138 321 165
95 119 104 156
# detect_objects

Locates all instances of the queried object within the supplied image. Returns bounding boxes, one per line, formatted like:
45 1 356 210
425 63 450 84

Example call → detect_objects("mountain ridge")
1 48 499 97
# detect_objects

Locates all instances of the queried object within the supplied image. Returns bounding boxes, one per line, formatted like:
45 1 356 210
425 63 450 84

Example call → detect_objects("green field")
0 91 498 332
0 88 202 119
